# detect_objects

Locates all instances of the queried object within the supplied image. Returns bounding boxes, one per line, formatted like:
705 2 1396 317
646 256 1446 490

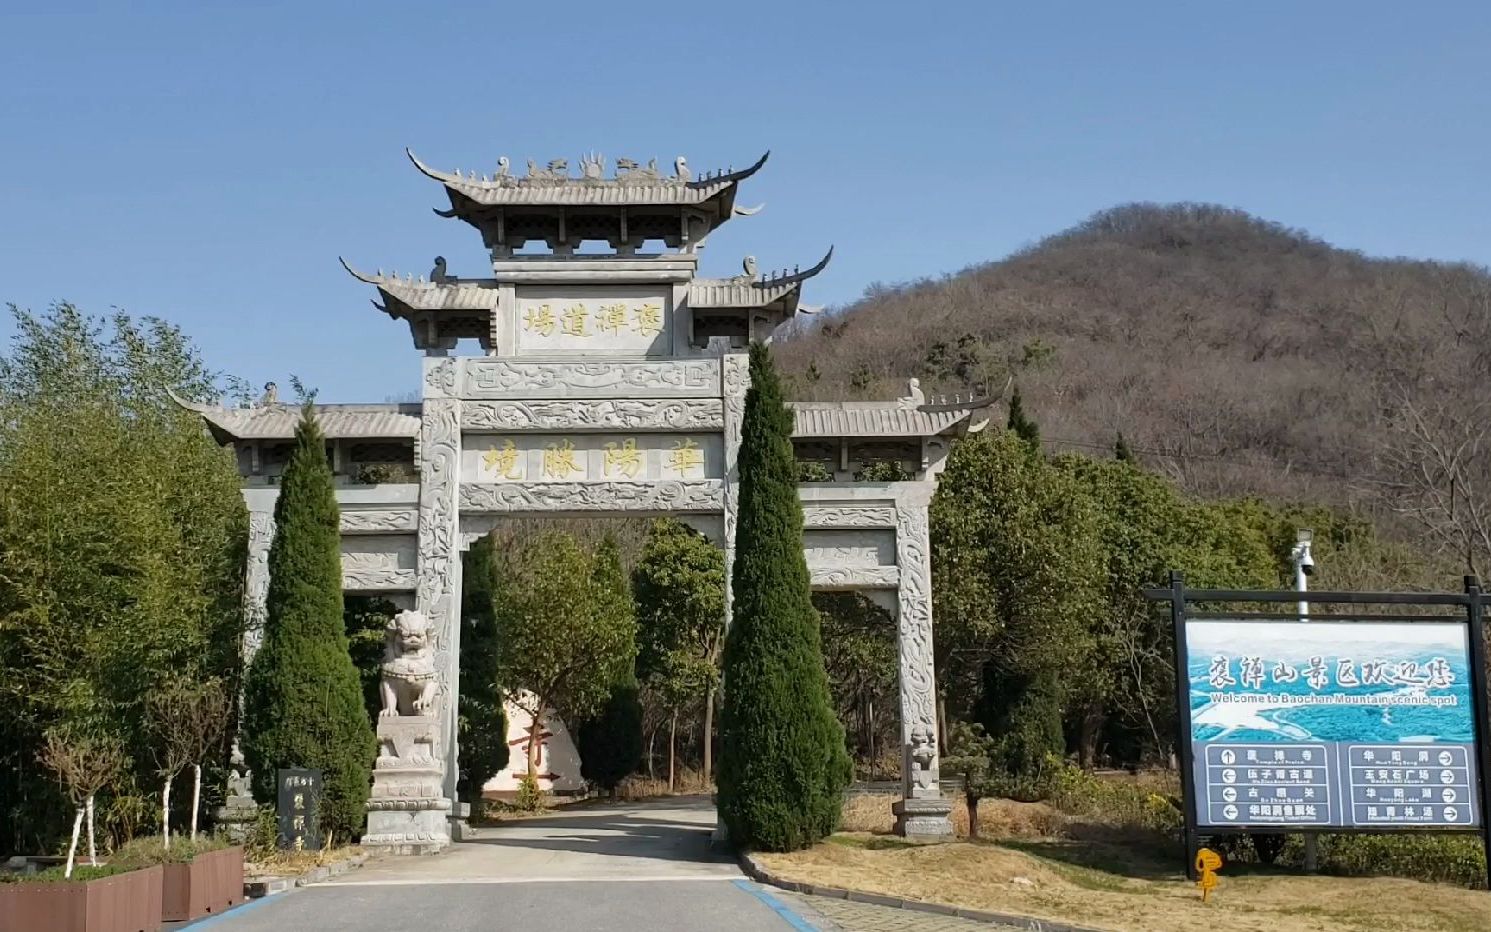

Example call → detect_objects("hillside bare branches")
776 204 1491 545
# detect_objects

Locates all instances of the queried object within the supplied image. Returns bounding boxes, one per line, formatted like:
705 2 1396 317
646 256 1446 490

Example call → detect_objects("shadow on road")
463 796 734 866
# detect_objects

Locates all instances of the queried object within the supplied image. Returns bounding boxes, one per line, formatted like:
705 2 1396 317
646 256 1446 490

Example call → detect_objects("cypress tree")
1006 385 1041 451
718 344 851 851
575 536 643 795
242 406 374 840
457 535 509 807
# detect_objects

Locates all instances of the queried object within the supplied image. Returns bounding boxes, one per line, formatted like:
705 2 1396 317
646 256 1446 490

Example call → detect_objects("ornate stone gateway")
182 147 986 850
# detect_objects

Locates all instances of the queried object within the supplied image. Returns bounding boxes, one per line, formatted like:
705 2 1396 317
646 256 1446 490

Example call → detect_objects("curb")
246 852 370 897
736 851 1106 932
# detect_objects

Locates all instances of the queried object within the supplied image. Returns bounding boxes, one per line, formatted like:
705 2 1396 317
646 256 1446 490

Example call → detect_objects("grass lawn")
753 794 1491 932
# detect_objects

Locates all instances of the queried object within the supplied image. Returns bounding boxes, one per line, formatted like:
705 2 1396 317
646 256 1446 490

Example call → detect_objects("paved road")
198 797 834 932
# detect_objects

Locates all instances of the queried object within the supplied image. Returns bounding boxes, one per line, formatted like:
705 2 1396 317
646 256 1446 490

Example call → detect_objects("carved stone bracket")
460 480 723 513
459 358 720 399
424 357 458 398
462 398 722 432
801 505 898 529
341 510 419 534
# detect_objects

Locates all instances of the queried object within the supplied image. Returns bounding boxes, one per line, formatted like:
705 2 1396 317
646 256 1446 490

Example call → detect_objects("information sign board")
1184 620 1481 831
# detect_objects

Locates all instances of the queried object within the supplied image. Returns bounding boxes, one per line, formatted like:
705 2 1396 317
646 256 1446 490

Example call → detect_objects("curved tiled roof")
177 399 978 443
789 402 975 438
408 150 769 209
180 402 421 442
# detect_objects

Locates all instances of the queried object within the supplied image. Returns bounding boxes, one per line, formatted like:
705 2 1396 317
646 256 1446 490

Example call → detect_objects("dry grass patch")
756 837 1491 932
840 792 1064 839
246 843 361 877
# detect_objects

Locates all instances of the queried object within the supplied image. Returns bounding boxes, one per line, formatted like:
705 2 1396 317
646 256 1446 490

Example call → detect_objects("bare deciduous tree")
38 728 127 877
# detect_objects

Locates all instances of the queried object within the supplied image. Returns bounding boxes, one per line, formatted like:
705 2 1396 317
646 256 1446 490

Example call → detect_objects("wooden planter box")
0 864 163 932
160 846 244 922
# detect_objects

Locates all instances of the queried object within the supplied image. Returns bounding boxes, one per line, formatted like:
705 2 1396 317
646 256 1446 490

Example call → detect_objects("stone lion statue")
380 609 438 717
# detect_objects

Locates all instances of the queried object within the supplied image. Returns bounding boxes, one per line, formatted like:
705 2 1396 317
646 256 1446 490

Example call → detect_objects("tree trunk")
191 763 202 838
85 795 96 867
668 710 678 793
702 685 715 784
65 807 84 879
646 726 657 779
526 705 543 782
1078 702 1105 770
966 793 980 840
937 695 949 757
162 777 173 849
867 697 876 781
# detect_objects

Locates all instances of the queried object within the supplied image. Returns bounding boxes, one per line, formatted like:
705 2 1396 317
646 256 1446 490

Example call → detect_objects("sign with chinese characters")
276 768 323 850
466 433 720 483
515 288 669 355
1186 620 1481 830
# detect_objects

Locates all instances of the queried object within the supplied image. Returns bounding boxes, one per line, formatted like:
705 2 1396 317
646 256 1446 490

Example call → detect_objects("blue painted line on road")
732 878 818 932
177 891 278 928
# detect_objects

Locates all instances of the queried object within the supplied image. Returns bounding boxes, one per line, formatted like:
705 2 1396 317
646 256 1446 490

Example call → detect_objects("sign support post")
1465 577 1491 889
1167 570 1199 881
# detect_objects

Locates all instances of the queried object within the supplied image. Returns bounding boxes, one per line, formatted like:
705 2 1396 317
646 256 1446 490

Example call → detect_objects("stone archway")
181 144 988 852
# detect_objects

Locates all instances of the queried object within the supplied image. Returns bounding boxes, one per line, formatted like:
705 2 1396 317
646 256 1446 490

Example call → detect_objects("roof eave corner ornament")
164 385 210 414
405 147 451 183
686 150 771 190
338 256 379 285
732 202 765 218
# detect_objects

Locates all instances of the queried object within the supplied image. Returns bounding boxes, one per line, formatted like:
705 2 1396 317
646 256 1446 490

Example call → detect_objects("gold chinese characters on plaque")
517 295 667 352
475 435 716 483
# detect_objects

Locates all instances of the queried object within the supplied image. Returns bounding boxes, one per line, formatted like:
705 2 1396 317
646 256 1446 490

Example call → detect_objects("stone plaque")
276 768 323 851
514 287 669 355
465 433 722 483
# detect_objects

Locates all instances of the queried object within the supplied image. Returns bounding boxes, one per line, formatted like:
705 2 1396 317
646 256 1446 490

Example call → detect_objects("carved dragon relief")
243 512 275 662
460 480 723 514
415 399 461 709
895 502 941 799
801 505 898 529
460 359 720 398
808 566 900 589
461 399 723 432
341 510 419 533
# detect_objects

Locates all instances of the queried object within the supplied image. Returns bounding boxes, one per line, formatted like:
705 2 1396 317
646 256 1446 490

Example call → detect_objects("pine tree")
1006 385 1041 450
457 535 509 807
718 344 851 851
575 536 643 795
242 405 374 840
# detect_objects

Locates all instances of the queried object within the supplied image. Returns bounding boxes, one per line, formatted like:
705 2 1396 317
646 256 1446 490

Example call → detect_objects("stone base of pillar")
364 715 451 855
892 796 954 843
211 798 258 844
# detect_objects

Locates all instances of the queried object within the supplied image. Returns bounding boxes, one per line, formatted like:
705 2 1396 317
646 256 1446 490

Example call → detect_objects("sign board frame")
1146 573 1491 883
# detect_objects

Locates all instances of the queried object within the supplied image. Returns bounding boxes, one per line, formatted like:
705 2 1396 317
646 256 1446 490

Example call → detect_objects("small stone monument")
277 768 323 850
212 748 259 842
363 610 451 853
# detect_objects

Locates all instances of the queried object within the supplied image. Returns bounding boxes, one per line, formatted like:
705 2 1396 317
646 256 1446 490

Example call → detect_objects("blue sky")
2 2 1488 401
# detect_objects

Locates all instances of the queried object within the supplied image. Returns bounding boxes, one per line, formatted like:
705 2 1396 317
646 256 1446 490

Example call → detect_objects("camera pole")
1292 528 1318 872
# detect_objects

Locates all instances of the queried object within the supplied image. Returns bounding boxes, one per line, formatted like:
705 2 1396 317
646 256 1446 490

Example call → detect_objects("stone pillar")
243 509 275 665
365 362 460 852
891 485 954 841
713 350 748 846
720 351 749 623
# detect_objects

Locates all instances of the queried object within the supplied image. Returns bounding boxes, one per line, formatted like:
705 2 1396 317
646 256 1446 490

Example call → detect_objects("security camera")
1298 551 1315 576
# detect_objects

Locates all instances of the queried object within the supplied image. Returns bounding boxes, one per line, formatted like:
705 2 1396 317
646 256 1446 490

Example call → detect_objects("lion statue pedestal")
363 610 451 854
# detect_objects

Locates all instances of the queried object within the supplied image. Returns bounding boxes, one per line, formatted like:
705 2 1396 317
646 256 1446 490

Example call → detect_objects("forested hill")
774 203 1491 506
